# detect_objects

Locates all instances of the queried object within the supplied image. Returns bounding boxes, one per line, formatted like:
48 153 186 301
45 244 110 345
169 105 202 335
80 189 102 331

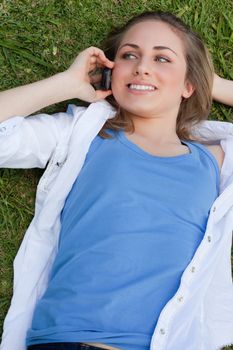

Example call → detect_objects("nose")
133 58 152 76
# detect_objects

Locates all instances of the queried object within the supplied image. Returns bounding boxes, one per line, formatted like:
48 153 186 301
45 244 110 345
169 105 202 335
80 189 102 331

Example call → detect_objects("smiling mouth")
127 84 157 91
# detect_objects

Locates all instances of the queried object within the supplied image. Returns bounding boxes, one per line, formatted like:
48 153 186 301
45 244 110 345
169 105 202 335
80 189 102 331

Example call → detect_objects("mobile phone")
101 67 112 90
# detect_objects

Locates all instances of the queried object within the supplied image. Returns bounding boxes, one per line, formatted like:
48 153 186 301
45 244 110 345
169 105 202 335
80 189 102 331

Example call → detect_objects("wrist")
212 74 233 106
58 70 82 100
212 74 223 101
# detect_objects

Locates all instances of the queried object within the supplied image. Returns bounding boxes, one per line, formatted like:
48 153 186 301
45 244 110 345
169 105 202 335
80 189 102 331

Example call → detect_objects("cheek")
111 65 127 94
159 66 186 90
112 61 129 82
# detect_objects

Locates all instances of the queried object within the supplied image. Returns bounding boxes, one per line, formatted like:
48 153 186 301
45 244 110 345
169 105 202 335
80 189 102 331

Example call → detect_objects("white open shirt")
0 100 233 350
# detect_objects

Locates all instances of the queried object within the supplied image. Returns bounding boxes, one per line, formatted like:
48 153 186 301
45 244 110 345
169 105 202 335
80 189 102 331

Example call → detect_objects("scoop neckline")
117 129 194 162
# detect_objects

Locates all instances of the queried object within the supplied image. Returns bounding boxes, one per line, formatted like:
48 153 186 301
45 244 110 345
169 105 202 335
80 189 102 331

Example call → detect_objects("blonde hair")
98 11 214 141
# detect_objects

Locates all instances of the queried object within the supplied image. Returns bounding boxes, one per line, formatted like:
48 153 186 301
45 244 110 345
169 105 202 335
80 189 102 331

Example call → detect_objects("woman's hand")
0 46 115 123
212 73 233 107
64 46 115 102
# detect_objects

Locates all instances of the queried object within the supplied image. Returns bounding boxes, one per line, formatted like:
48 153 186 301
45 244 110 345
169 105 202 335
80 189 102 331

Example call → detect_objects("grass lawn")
0 0 232 348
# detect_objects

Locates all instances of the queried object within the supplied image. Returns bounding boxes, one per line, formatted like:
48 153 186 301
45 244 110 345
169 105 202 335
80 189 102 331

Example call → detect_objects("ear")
182 80 195 99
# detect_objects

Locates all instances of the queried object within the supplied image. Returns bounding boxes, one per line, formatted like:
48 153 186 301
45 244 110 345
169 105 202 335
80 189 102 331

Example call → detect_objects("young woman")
0 11 233 350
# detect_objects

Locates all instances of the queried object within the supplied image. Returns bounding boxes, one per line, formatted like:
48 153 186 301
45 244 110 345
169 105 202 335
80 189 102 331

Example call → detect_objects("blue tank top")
27 128 220 350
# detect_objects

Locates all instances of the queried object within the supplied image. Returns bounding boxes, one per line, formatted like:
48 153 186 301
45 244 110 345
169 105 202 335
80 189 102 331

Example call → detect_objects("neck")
123 110 181 145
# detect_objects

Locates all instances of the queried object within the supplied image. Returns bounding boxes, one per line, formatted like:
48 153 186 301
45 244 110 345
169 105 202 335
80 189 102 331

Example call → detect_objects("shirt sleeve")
0 110 75 169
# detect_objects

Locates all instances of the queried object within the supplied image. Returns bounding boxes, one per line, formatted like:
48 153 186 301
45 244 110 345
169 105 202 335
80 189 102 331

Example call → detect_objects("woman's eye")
155 56 170 63
121 53 170 63
122 53 137 59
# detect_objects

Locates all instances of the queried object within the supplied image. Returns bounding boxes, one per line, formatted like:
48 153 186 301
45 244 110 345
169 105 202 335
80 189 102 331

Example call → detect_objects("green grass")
0 0 232 349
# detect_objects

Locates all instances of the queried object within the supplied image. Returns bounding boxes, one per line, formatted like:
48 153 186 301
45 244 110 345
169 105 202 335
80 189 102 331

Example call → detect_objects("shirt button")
191 266 196 273
177 296 184 302
207 235 212 242
160 328 166 335
212 206 216 212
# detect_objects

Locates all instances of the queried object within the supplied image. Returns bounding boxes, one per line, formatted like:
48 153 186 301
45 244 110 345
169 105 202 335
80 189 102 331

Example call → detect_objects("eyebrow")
118 43 178 56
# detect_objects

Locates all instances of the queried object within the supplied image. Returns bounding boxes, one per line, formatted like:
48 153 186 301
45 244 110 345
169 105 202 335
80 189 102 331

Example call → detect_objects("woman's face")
111 20 193 119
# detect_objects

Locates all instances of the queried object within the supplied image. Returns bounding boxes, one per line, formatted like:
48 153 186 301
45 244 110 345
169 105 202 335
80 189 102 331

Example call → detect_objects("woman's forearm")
0 72 76 123
0 47 115 124
212 74 233 107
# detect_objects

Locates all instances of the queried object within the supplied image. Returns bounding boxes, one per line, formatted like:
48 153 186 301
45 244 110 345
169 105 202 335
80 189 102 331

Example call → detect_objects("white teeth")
129 84 155 91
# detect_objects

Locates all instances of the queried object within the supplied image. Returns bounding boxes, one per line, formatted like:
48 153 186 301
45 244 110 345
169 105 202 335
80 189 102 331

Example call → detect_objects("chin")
113 94 158 117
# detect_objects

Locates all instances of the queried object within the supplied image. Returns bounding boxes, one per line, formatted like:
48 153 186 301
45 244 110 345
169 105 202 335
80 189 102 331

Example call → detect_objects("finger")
96 53 115 69
94 89 113 101
88 46 115 68
89 56 110 67
88 62 107 76
90 56 97 64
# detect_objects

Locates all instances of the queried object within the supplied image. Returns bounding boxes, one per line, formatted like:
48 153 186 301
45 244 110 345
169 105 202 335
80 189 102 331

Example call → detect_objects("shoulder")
204 144 225 171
